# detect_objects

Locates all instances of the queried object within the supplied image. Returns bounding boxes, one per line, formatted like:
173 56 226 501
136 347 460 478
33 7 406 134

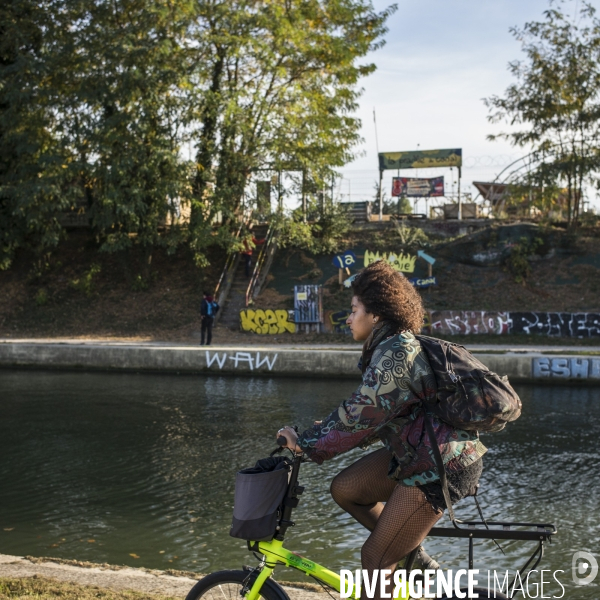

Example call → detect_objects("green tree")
0 0 71 271
485 0 600 226
52 0 197 277
397 196 412 214
374 182 412 214
188 0 396 262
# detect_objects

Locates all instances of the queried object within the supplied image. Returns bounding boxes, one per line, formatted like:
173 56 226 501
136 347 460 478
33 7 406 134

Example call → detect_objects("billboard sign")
392 176 444 198
379 148 462 171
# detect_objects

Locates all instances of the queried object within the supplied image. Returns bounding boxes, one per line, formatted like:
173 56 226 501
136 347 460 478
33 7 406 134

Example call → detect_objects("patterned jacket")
297 332 487 486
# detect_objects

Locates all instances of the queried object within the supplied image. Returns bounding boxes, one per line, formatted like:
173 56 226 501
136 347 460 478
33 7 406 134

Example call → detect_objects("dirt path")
0 554 325 599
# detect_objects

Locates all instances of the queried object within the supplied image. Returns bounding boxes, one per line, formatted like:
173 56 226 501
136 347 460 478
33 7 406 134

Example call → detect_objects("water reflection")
0 371 598 598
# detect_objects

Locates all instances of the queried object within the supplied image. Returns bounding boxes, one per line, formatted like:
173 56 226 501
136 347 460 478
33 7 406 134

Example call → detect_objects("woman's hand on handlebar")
277 426 302 453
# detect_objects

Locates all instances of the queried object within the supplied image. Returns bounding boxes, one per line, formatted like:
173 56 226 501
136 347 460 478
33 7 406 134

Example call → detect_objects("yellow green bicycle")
185 440 556 600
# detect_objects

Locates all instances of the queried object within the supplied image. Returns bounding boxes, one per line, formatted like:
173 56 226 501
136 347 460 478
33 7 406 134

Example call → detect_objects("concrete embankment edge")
0 342 599 383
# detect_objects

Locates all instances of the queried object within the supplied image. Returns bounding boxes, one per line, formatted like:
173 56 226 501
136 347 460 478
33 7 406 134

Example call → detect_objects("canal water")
0 370 598 598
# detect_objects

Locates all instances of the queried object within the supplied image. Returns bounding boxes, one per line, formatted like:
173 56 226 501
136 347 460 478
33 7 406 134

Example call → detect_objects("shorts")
418 458 483 512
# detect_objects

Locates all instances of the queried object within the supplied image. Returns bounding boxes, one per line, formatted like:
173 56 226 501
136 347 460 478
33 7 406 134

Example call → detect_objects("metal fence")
294 285 322 325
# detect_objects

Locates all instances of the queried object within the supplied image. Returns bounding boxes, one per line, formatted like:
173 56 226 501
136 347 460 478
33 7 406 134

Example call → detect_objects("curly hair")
351 260 425 333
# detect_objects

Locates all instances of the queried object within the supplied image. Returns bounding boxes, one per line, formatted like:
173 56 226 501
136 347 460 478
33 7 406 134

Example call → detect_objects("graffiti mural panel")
364 250 416 273
424 311 600 337
427 311 511 336
329 310 352 334
511 312 600 337
240 309 296 334
533 357 600 379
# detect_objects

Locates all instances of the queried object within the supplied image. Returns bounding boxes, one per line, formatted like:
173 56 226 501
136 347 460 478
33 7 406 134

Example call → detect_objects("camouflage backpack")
416 335 522 433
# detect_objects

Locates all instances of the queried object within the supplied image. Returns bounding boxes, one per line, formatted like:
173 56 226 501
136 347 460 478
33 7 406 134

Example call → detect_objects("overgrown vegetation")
276 200 352 255
391 219 429 249
70 264 101 297
0 0 396 272
504 236 545 283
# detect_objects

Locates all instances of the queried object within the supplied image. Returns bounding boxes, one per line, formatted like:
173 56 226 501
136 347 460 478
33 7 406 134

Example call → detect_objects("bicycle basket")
230 456 290 542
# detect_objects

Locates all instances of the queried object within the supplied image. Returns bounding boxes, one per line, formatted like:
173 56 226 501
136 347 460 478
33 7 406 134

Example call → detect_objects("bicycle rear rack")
429 520 556 542
425 521 557 598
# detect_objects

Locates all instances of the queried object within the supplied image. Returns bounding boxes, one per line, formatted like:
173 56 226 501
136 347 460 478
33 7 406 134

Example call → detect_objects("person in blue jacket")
200 292 219 346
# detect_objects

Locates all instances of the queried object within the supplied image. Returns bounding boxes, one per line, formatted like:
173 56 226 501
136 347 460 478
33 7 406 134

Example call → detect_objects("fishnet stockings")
330 448 442 600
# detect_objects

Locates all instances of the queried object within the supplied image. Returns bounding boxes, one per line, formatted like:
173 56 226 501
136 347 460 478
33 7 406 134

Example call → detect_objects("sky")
335 0 598 212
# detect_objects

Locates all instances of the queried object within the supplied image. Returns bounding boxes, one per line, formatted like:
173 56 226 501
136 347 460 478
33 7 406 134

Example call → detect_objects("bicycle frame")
246 538 365 600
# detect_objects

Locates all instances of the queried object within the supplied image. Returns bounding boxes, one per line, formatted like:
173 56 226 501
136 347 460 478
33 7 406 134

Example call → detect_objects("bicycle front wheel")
185 569 289 600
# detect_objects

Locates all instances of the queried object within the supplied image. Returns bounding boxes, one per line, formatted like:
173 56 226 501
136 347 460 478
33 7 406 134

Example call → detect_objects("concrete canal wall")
0 341 599 383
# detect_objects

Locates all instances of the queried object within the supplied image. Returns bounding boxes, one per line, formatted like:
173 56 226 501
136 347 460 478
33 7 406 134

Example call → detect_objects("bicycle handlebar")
271 428 301 457
270 435 291 456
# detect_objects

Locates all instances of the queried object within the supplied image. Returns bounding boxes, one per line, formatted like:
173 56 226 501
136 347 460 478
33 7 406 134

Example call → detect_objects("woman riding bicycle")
277 260 487 600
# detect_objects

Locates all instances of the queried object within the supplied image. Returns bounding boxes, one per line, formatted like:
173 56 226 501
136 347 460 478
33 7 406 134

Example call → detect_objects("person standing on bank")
276 261 486 599
200 291 219 346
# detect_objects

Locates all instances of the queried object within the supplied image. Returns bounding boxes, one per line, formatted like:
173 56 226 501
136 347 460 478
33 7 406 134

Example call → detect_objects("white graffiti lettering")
532 357 600 379
428 311 511 336
255 352 277 370
205 351 278 371
229 352 254 369
422 311 600 337
206 351 227 369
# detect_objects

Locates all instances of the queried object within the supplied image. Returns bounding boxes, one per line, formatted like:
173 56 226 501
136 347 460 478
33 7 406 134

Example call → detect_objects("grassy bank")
0 231 226 341
0 577 178 600
1 223 600 343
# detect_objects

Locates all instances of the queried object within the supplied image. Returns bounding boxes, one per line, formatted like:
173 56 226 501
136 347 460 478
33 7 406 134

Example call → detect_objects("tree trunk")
190 48 225 231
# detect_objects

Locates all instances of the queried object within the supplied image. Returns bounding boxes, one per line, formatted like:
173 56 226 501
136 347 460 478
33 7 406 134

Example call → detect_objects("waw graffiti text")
206 351 278 371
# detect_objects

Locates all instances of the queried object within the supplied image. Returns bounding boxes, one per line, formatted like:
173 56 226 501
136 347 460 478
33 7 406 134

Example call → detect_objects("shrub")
70 264 101 296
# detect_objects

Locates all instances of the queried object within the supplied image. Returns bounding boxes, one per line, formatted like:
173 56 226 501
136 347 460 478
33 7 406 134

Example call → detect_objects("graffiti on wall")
532 357 600 379
239 307 600 338
423 311 600 337
364 250 416 273
332 251 357 270
409 276 437 288
329 310 352 334
240 309 296 334
511 312 600 338
427 311 511 336
206 350 278 371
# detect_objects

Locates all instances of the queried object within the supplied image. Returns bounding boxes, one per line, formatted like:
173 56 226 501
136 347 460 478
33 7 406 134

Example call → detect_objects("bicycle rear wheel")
185 569 289 600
